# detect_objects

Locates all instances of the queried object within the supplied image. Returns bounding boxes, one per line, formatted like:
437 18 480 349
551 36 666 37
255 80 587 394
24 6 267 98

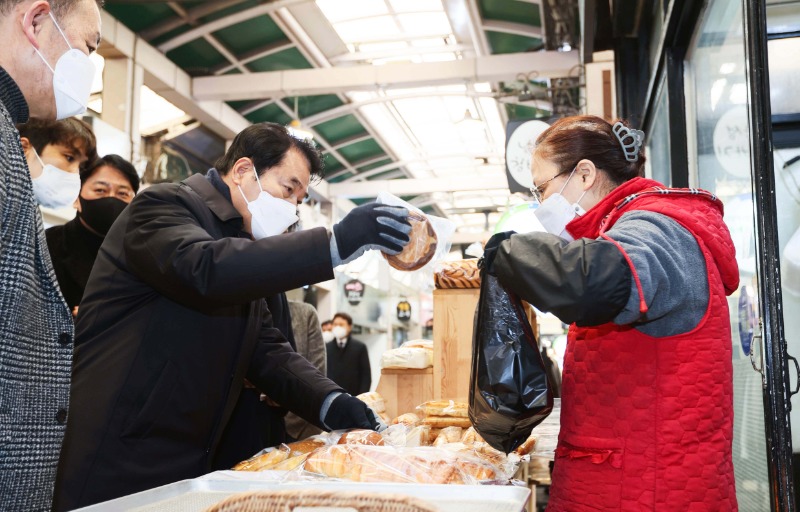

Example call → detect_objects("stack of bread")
434 259 480 289
416 400 471 444
380 339 434 369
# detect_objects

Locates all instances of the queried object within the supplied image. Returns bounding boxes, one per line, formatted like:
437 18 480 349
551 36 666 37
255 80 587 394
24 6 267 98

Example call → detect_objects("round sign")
505 120 551 189
344 279 365 306
713 106 750 178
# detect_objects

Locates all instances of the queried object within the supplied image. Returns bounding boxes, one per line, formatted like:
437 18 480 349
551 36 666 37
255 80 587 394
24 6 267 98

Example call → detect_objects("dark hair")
0 0 104 18
332 313 353 326
214 122 323 182
17 117 97 165
534 115 646 187
321 320 333 327
81 154 140 193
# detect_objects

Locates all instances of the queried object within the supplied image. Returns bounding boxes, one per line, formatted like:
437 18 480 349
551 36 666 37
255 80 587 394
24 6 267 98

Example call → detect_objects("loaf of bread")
233 448 289 471
356 391 386 414
384 213 438 271
460 426 484 445
304 445 351 478
434 259 480 289
417 400 468 418
338 429 385 446
433 426 464 447
272 453 310 471
391 412 421 427
286 438 327 456
514 434 537 456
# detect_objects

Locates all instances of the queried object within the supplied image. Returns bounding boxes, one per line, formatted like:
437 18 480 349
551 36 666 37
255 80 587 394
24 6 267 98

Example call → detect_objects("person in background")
321 318 334 343
45 154 139 315
0 0 101 509
326 312 371 395
482 115 738 511
17 117 97 209
285 300 327 440
53 122 410 510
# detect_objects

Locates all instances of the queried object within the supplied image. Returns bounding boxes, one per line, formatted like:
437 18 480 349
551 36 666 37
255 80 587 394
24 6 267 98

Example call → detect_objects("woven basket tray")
205 490 439 512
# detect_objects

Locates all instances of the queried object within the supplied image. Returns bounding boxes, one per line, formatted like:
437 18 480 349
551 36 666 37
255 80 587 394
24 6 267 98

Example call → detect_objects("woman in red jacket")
485 115 739 511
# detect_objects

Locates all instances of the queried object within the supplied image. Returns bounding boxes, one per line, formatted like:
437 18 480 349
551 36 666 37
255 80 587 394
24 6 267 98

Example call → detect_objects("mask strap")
33 46 55 74
237 166 262 205
49 12 74 50
573 190 588 214
557 166 578 195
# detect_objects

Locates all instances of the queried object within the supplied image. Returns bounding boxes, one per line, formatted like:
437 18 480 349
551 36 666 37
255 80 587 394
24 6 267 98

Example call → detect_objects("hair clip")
612 122 645 163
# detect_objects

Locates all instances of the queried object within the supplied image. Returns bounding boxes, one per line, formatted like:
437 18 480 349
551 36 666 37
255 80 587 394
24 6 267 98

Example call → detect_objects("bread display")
305 444 497 485
434 259 481 289
421 416 471 429
433 426 463 447
286 438 327 456
233 448 289 471
384 213 438 271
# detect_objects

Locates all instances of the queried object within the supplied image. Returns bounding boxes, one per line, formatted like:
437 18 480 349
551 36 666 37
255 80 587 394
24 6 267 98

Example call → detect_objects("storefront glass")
684 0 770 509
644 77 671 185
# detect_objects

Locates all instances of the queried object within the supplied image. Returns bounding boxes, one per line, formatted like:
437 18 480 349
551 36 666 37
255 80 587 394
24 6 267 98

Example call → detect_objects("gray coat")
285 300 326 440
0 68 73 511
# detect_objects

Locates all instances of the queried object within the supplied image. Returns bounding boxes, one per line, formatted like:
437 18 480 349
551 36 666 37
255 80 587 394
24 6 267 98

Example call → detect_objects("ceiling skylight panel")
397 12 453 37
335 16 401 43
388 0 443 13
316 0 388 23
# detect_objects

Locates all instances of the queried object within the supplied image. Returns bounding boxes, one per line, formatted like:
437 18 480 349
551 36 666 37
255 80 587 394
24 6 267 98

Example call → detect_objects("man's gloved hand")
323 393 386 432
330 203 412 266
480 231 515 273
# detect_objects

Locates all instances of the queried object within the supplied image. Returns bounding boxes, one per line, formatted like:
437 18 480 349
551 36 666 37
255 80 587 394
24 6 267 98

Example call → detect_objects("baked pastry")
434 259 481 289
272 453 310 471
514 434 537 456
460 426 484 445
305 445 351 478
422 416 472 429
338 429 385 446
384 213 437 271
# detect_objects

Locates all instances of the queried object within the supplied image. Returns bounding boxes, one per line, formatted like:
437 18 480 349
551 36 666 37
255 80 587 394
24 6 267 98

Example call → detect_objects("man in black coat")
326 312 372 395
53 123 411 510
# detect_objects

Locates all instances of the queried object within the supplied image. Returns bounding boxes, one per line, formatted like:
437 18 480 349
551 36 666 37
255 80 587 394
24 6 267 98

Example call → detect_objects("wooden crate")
375 367 434 419
432 288 480 403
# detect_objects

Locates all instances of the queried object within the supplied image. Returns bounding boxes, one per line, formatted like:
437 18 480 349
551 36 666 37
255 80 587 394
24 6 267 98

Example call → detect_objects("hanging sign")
344 279 365 306
397 300 412 322
505 119 551 193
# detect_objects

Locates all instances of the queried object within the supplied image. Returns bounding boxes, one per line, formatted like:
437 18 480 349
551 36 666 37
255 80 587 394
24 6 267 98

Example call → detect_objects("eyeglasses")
529 169 571 204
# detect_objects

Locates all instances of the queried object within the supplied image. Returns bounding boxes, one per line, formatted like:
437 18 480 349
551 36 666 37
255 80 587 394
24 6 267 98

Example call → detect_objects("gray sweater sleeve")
607 210 709 337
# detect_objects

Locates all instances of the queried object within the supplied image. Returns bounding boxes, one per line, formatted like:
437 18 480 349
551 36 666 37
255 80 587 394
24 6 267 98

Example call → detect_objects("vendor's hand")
324 393 385 432
481 231 515 272
330 203 412 266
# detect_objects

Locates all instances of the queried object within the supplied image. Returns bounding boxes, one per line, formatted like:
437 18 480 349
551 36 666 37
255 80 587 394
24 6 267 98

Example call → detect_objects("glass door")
684 0 794 509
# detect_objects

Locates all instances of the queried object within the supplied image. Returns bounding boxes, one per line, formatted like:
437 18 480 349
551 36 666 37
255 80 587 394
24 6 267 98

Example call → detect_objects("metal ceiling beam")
193 51 579 101
213 41 295 75
157 0 306 53
482 20 544 39
98 10 249 140
140 0 247 41
329 44 473 64
329 175 509 199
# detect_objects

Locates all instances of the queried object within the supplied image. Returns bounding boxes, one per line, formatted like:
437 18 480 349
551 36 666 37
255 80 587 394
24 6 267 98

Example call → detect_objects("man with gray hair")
0 0 101 509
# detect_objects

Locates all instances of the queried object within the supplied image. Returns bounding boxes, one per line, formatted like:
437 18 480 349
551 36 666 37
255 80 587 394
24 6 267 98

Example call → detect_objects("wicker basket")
205 490 440 512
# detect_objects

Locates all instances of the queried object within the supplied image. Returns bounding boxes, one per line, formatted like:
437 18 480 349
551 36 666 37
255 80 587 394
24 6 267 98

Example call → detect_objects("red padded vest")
546 178 739 511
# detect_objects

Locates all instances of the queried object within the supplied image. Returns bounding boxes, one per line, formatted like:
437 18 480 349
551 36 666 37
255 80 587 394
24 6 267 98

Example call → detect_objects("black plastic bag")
468 242 554 454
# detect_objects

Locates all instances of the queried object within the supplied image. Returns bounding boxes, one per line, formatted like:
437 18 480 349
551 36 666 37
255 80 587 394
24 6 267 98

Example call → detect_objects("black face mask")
79 196 129 236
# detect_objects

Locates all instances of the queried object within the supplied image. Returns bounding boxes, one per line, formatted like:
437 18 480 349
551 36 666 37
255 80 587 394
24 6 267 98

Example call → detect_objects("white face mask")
31 148 80 208
332 326 348 341
321 331 335 343
33 13 96 120
238 171 298 240
533 167 587 242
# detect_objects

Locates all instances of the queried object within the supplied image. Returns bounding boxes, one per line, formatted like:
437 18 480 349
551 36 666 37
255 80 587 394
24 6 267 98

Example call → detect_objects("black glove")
480 231 515 273
323 393 383 431
330 203 412 266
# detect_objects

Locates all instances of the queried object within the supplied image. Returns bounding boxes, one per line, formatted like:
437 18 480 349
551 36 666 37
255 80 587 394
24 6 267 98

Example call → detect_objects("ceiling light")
458 108 481 125
287 119 314 141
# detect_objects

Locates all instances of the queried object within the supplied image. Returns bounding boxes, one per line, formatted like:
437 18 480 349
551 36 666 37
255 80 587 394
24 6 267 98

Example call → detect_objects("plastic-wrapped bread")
391 412 421 427
417 400 469 418
356 391 386 414
380 347 432 369
434 259 481 289
338 429 385 446
433 426 464 447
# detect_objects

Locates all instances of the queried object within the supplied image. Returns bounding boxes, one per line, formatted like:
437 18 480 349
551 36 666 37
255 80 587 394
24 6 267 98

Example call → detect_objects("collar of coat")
183 171 243 224
0 66 29 124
